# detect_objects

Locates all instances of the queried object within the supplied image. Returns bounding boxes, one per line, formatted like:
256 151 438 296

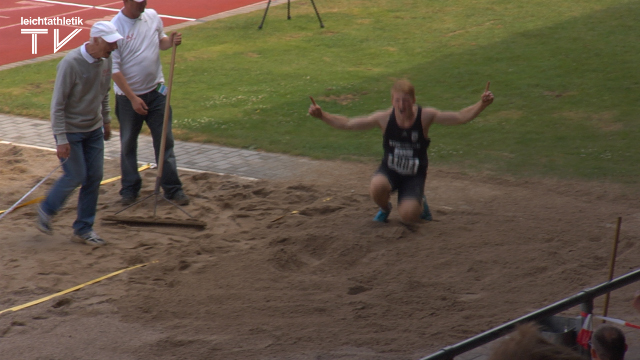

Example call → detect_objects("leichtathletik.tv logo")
20 17 84 55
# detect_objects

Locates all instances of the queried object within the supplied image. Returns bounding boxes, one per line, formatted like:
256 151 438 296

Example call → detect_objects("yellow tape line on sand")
0 260 158 316
0 164 152 215
101 163 152 185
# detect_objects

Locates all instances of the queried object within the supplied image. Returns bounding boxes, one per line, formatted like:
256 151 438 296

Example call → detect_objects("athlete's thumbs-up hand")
308 96 323 119
481 81 494 106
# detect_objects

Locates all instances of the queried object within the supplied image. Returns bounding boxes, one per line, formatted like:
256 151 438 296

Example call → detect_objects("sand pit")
1 142 640 359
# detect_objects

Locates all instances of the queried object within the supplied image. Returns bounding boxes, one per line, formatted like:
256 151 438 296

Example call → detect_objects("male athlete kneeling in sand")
308 80 494 223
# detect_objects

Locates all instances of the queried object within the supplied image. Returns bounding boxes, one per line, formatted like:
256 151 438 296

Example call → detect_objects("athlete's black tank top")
381 106 430 176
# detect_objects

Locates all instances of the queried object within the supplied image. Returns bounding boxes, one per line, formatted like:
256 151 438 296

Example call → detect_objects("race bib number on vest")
387 154 419 175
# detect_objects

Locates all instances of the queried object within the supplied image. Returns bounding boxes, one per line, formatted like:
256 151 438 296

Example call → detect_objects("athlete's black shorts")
375 164 426 202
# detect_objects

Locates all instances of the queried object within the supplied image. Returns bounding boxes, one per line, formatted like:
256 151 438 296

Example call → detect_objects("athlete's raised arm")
308 96 389 131
429 82 494 126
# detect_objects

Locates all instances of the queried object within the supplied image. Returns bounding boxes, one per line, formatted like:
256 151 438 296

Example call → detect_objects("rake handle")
154 39 178 195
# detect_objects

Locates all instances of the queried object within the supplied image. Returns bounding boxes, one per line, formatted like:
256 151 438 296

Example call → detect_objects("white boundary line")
0 140 56 152
32 0 93 9
0 141 259 181
31 0 197 20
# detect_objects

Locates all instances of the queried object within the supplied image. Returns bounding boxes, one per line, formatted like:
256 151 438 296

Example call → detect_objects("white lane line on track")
30 0 196 21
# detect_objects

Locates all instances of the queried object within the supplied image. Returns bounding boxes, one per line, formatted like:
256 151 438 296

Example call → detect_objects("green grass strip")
1 0 638 182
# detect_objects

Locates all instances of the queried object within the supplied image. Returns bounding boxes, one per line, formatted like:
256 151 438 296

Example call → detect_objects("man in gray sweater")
36 21 122 246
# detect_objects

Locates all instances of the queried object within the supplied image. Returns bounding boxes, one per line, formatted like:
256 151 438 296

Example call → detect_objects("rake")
103 39 206 229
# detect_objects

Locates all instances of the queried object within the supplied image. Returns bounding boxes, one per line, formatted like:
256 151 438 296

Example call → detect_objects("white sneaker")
36 205 53 235
71 231 106 246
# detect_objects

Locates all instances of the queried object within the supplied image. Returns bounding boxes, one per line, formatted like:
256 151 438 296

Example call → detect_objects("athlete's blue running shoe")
420 195 433 221
373 203 392 222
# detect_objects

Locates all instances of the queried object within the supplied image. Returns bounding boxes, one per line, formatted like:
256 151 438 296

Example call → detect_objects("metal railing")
419 267 640 360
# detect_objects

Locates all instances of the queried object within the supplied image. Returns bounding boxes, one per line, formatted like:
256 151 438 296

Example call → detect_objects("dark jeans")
41 128 104 235
116 91 182 197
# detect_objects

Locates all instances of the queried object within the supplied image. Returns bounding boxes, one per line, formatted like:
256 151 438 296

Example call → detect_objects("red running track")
0 0 265 66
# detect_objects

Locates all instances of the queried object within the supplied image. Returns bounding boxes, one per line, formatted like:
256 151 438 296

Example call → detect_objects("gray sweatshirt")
50 44 112 145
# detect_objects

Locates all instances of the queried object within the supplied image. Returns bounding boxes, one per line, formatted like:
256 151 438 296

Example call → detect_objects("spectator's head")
123 0 146 19
88 21 122 59
489 322 583 360
591 325 627 360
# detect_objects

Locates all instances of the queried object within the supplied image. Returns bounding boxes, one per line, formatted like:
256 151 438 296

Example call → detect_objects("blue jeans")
41 128 104 235
116 91 182 197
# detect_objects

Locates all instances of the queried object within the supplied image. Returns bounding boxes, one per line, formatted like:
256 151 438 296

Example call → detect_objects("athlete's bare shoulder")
420 106 439 129
373 107 393 131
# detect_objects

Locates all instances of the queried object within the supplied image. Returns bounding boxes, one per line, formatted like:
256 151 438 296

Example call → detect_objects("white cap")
90 21 123 43
133 0 145 2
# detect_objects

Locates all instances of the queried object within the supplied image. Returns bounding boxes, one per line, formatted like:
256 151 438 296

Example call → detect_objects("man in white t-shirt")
111 0 189 205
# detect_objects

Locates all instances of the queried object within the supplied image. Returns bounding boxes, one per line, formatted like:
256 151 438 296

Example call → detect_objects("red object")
595 315 640 330
0 0 265 66
576 313 593 350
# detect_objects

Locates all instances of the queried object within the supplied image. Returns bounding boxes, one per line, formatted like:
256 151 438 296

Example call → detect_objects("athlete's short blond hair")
391 80 415 99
